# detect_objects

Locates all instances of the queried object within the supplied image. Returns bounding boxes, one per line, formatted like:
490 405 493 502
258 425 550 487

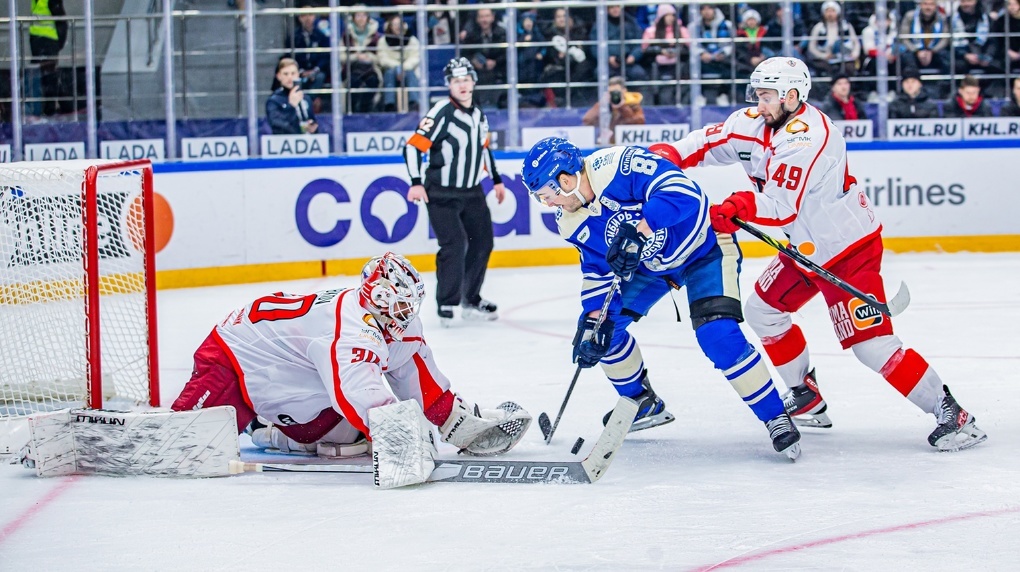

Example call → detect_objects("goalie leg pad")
369 401 437 489
438 397 532 456
24 406 241 478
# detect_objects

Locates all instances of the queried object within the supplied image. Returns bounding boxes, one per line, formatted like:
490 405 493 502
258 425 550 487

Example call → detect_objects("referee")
404 57 506 325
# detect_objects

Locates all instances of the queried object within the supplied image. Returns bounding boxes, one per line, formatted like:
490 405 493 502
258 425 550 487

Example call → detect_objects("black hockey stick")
230 397 638 485
733 218 910 317
538 275 623 444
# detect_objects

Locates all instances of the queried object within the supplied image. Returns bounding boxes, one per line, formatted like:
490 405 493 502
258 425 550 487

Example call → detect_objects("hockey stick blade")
231 397 639 485
537 412 553 440
886 281 910 317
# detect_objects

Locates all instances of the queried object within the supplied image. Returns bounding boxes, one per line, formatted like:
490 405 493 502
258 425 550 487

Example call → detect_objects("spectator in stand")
540 7 595 107
952 0 993 75
735 8 772 76
899 0 951 76
690 3 735 105
889 68 940 118
517 11 548 108
290 9 330 112
1000 77 1020 116
462 8 508 108
641 4 689 105
943 74 993 116
807 1 861 78
820 73 868 120
29 0 69 116
762 4 808 60
595 5 650 89
377 13 420 113
427 0 457 45
343 6 382 113
267 58 318 135
861 10 899 96
984 0 1020 76
581 76 645 145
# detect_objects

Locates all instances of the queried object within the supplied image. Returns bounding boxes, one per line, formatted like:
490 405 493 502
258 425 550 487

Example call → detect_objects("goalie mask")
360 253 425 340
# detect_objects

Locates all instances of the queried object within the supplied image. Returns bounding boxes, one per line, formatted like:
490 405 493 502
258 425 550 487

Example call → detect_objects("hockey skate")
928 385 987 452
765 413 802 460
461 299 498 321
782 369 832 429
438 305 455 327
603 373 675 433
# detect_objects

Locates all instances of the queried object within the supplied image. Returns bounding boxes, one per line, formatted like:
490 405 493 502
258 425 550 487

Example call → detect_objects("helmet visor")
746 85 780 104
528 179 563 206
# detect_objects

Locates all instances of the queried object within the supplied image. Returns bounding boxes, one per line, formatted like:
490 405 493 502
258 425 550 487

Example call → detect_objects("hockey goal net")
1 159 159 421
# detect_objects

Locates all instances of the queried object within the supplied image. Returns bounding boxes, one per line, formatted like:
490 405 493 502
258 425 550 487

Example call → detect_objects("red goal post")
1 159 160 423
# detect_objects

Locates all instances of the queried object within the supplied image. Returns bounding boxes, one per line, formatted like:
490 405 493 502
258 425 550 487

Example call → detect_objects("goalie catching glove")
572 313 615 368
438 396 532 456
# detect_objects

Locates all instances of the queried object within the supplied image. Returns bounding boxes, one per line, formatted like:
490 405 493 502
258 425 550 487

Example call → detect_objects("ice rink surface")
2 252 1018 571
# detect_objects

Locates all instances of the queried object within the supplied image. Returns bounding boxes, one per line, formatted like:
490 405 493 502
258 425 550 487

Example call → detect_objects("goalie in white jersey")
650 57 986 451
171 252 531 458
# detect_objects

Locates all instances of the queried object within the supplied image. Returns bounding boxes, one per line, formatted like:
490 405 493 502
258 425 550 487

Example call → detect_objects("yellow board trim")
1 273 146 305
153 235 1020 290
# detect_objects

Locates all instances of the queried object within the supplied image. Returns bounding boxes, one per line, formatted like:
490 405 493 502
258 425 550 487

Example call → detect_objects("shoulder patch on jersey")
600 195 621 212
786 119 809 134
590 150 616 171
577 227 591 243
418 117 434 132
359 327 385 346
744 108 761 119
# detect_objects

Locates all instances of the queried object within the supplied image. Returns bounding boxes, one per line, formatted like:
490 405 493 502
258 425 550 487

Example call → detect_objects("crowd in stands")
266 1 1020 120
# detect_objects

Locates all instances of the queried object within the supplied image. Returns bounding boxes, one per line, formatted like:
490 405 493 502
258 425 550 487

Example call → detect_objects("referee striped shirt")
404 98 502 191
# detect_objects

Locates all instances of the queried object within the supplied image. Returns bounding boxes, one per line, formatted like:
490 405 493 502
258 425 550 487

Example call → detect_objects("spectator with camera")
889 68 940 118
582 76 645 145
266 58 318 135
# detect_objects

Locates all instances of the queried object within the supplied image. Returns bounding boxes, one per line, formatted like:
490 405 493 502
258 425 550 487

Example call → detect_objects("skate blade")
628 411 675 433
792 411 832 429
782 442 802 461
934 425 988 452
461 310 498 322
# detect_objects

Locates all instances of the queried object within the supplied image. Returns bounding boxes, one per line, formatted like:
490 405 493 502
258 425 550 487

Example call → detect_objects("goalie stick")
539 275 623 444
734 218 910 317
230 396 638 485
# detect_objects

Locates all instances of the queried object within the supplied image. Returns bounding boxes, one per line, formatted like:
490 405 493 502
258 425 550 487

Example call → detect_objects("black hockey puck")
570 437 585 455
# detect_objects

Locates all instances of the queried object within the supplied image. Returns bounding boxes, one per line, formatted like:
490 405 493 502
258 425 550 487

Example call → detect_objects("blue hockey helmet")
522 137 585 205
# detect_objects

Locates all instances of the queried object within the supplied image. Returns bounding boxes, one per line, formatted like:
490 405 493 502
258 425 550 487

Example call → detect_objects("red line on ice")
0 476 78 545
692 505 1020 571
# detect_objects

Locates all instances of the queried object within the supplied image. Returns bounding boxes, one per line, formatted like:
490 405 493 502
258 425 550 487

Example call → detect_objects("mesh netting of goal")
1 160 158 417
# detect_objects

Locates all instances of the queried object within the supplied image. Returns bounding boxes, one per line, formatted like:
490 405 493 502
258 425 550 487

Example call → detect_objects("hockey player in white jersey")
171 252 531 458
650 57 986 451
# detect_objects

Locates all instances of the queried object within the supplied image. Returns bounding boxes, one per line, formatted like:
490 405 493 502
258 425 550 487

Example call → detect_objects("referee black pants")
425 185 494 309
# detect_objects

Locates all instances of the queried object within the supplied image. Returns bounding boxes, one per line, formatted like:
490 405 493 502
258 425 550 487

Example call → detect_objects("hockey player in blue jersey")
522 137 801 459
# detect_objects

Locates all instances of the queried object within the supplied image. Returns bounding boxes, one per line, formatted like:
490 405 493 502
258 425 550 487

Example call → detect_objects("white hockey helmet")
746 57 812 103
360 252 425 339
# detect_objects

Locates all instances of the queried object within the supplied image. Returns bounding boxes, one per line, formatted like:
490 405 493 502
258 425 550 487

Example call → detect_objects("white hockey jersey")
670 104 881 268
212 287 450 437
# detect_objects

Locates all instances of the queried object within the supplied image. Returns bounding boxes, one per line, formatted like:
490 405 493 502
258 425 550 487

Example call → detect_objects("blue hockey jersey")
556 145 716 314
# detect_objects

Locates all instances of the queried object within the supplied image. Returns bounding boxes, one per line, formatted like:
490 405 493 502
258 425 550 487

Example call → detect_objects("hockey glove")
710 191 757 234
572 314 616 368
648 143 683 167
606 222 647 278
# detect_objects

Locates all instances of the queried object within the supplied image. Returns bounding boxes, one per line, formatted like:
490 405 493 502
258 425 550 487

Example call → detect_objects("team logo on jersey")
786 119 809 134
277 414 297 426
744 108 761 119
599 196 621 212
591 152 615 171
360 327 385 345
418 117 434 132
849 298 884 330
605 213 664 261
